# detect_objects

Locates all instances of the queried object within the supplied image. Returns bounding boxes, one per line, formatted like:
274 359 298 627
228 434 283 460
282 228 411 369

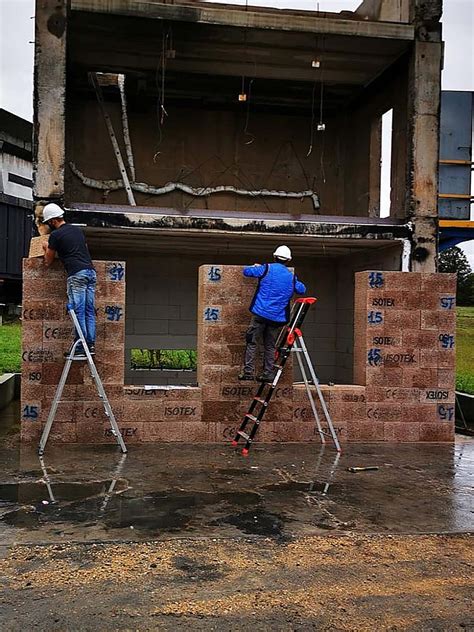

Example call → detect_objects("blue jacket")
243 262 307 323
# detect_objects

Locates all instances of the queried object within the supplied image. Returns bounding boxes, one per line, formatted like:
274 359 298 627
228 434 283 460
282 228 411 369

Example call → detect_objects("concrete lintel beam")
70 0 415 41
66 207 412 242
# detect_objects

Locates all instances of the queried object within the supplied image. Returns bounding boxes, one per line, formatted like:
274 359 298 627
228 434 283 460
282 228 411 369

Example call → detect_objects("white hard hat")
42 203 64 223
273 245 292 261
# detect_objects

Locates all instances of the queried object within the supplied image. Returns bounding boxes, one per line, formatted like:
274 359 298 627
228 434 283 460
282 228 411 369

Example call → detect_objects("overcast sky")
0 0 473 262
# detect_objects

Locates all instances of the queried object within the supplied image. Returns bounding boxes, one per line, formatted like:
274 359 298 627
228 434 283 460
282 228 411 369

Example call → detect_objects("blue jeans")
66 269 97 346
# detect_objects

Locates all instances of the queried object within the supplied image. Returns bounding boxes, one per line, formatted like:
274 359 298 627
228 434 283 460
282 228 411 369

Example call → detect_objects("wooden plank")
28 235 50 258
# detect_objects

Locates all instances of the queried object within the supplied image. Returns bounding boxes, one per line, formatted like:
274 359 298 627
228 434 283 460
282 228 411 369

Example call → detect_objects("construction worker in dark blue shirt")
42 203 96 359
239 245 306 382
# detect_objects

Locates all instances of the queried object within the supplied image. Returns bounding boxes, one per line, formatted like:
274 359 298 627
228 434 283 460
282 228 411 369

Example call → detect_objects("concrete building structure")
0 109 34 306
22 0 459 445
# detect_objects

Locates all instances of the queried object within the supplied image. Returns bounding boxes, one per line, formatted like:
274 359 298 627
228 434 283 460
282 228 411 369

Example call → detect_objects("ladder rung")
244 414 258 422
253 398 268 406
237 431 251 441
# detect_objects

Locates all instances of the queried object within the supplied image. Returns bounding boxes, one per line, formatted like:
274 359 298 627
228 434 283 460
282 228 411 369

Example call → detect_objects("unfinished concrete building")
23 0 457 445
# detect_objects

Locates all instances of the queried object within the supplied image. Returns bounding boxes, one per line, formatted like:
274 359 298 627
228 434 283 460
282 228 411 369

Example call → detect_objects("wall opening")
130 348 197 372
380 108 393 218
125 255 198 386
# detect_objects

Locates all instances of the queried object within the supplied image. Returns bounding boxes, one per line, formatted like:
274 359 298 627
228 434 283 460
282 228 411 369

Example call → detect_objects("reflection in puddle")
0 438 473 542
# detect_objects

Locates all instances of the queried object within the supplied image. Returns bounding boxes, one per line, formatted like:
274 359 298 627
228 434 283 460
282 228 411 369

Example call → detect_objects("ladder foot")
242 448 249 456
231 440 238 447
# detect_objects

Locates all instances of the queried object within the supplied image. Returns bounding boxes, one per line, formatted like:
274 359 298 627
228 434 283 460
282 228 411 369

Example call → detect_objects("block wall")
335 245 402 383
21 258 127 445
353 271 457 441
197 265 296 443
20 260 456 446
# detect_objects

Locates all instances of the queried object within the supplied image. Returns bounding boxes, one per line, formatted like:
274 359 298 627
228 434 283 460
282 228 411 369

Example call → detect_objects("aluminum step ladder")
38 306 127 456
232 297 341 456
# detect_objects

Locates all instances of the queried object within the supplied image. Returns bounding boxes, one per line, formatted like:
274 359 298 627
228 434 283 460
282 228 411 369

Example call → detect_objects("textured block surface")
21 264 456 445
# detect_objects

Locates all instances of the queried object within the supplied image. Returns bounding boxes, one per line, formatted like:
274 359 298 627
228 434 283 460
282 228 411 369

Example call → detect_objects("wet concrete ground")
1 402 473 630
0 400 473 543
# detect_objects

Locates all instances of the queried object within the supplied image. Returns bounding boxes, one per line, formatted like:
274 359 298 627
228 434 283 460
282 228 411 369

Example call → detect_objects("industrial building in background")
20 0 472 445
0 109 34 313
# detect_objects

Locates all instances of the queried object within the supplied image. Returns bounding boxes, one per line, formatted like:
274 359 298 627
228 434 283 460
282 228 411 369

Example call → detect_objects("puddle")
1 486 263 535
217 509 285 537
262 481 328 493
0 480 128 505
0 435 473 542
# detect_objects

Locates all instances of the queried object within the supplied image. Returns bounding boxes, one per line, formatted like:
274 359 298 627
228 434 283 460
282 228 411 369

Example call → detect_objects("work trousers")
66 268 97 347
243 314 282 377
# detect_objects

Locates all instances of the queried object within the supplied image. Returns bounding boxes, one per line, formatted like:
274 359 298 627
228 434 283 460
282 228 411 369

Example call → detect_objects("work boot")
258 372 276 384
238 371 254 381
88 344 96 356
64 347 87 360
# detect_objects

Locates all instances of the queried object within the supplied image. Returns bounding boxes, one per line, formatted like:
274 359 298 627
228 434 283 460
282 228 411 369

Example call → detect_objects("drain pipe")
396 237 412 271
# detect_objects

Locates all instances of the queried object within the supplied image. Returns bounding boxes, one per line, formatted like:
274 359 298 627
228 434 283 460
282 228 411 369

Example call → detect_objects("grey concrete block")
134 320 169 335
144 305 181 320
169 320 196 335
126 335 196 349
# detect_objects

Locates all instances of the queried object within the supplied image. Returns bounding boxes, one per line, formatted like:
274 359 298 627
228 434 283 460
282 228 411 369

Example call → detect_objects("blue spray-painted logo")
204 307 221 322
208 266 222 282
107 263 125 281
105 305 123 321
368 348 383 366
369 272 384 289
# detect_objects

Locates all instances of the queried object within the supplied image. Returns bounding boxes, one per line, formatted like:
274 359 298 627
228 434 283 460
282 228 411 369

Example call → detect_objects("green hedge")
456 307 474 394
0 322 21 373
131 349 197 371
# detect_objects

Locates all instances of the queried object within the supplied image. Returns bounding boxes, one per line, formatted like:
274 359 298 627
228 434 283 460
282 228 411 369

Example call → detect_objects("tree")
439 247 474 306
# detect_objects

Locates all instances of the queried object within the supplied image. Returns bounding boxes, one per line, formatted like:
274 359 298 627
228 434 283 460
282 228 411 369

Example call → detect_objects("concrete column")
407 39 442 272
406 0 443 272
33 0 67 222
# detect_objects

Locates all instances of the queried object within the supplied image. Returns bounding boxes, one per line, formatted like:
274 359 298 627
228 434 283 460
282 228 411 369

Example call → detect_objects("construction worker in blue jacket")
239 245 306 383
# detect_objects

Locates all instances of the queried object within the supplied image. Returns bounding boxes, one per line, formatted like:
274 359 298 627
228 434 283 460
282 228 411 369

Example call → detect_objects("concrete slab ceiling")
82 227 406 258
68 4 413 113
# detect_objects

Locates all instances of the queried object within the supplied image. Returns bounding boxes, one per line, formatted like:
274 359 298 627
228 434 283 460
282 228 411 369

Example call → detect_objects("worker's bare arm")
43 247 56 267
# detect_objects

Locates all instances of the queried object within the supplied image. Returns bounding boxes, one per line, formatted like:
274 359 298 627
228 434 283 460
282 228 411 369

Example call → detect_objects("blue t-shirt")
48 224 94 277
